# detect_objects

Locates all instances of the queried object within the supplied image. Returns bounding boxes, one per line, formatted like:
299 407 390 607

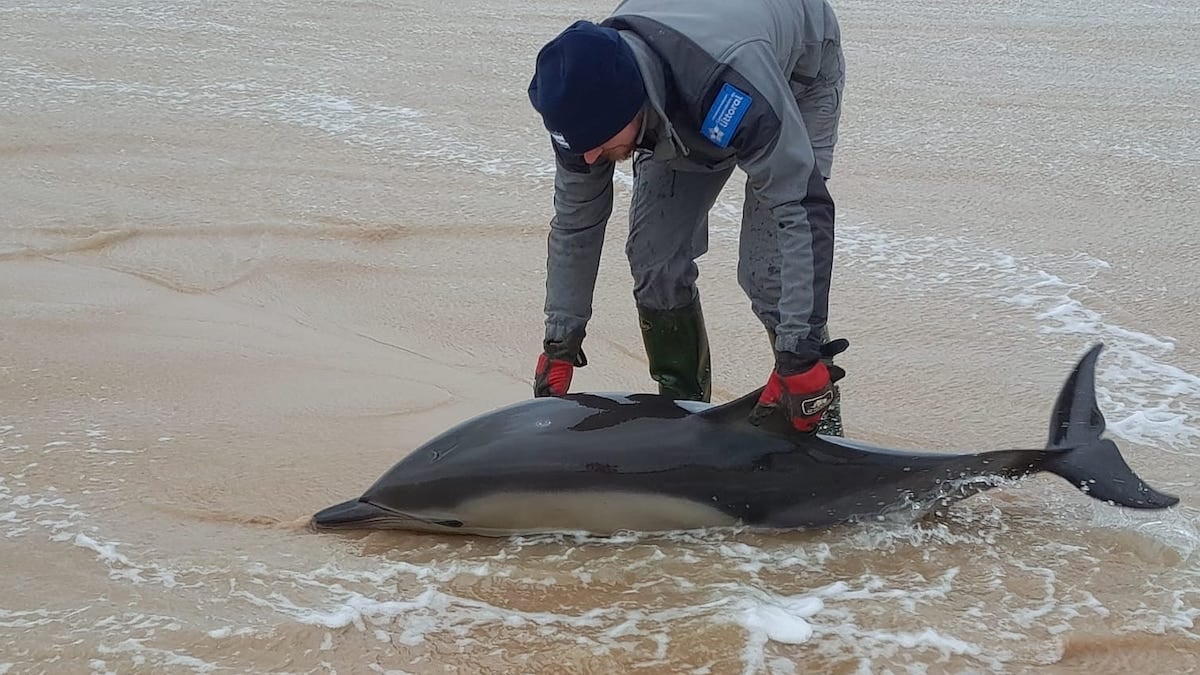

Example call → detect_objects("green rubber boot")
637 298 712 402
767 326 845 437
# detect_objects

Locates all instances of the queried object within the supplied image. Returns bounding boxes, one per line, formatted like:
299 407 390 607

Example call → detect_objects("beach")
2 0 1198 672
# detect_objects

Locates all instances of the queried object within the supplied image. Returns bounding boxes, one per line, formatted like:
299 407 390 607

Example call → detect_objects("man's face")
582 112 642 165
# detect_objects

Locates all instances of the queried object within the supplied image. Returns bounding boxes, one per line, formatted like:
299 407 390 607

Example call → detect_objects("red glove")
750 343 845 432
533 337 587 398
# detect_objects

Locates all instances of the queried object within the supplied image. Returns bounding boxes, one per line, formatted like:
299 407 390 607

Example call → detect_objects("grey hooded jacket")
540 0 844 368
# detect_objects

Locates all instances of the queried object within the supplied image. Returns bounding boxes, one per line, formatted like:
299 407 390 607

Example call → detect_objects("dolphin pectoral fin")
1041 343 1180 509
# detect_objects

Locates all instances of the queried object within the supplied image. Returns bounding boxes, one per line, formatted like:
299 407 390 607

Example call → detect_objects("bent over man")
526 0 848 436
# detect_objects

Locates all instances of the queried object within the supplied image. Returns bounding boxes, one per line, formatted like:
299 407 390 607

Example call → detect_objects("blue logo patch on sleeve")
701 82 752 148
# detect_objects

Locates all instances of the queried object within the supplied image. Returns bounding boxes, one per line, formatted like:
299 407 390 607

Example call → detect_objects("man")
526 0 848 436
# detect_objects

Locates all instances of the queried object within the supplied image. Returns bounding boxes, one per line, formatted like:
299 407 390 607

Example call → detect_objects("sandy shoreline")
3 0 1198 671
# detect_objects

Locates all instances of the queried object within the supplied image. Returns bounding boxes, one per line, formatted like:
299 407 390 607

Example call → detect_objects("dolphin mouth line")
308 499 465 532
307 506 591 538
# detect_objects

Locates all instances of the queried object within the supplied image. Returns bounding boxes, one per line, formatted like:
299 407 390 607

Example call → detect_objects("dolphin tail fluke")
1041 343 1179 509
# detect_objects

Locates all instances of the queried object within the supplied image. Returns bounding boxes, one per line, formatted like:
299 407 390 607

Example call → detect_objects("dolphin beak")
309 498 391 530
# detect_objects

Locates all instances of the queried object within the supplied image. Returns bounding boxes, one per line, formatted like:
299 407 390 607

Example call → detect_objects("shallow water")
2 0 1198 672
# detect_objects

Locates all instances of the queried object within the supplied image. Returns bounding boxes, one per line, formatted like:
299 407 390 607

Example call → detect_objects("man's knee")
737 249 781 299
630 261 699 311
627 219 708 311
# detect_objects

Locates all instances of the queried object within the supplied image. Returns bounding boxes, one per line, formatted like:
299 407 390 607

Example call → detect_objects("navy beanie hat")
528 20 647 154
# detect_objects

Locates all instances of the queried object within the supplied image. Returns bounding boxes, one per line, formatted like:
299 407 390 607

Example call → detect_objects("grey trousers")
625 158 732 312
624 157 809 336
624 157 845 436
625 55 843 325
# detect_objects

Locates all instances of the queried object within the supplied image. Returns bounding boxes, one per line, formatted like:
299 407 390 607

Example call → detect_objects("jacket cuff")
772 334 822 375
542 327 587 365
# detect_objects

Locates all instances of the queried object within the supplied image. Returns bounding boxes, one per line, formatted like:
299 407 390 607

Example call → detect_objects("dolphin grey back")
312 343 1178 536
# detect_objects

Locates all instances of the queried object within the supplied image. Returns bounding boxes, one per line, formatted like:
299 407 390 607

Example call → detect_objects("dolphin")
309 343 1179 537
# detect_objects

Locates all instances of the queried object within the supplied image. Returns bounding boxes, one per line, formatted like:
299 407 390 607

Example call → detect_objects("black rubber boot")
767 326 845 436
637 298 712 402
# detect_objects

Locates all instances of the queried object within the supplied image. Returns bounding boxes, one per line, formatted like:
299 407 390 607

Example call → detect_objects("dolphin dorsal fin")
697 387 816 439
697 387 782 429
696 387 764 424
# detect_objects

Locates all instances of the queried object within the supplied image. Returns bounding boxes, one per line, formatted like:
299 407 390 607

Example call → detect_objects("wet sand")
2 0 1198 672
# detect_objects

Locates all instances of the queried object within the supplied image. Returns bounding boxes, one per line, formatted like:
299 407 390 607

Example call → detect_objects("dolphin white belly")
411 490 739 536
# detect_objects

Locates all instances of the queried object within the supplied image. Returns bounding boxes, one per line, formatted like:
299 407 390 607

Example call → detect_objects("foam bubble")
367 666 414 675
740 597 821 643
735 597 820 674
96 640 219 673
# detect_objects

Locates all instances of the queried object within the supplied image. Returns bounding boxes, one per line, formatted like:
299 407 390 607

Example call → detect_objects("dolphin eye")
424 439 456 458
